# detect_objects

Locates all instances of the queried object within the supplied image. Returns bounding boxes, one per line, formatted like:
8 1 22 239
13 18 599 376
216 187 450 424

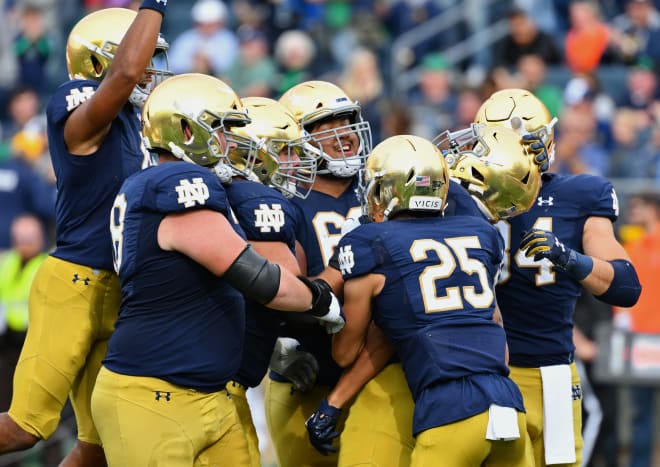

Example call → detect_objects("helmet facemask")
437 125 542 222
304 109 372 178
129 36 173 108
229 97 319 197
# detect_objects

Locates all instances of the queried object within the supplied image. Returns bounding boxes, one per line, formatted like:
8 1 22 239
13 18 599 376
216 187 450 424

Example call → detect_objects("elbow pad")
595 259 642 307
224 245 281 305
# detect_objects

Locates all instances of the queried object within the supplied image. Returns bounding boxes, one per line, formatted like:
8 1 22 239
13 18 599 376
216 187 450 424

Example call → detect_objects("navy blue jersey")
225 179 297 252
290 178 363 276
495 173 619 367
104 162 246 392
225 179 298 388
445 179 485 218
338 217 522 434
287 179 362 386
46 79 150 270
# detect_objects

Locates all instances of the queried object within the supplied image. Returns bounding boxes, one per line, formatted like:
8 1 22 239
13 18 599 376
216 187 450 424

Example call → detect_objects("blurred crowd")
1 1 660 466
2 0 660 251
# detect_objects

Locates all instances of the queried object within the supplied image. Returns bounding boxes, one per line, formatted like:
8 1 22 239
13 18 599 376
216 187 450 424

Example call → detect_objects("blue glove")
520 229 593 280
521 133 549 172
305 399 341 455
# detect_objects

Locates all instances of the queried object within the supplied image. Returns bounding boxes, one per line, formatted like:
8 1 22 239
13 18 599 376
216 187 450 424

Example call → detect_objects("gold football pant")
411 409 533 467
9 256 118 444
338 363 415 467
265 378 345 467
226 381 261 467
92 367 250 467
509 362 583 467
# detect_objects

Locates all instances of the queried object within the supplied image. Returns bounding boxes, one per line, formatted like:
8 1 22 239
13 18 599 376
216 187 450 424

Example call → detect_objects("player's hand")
305 399 341 455
299 276 346 333
269 338 319 392
521 133 550 172
520 229 573 268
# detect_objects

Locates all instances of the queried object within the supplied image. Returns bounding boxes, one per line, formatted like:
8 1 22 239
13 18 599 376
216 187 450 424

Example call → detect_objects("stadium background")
0 0 659 465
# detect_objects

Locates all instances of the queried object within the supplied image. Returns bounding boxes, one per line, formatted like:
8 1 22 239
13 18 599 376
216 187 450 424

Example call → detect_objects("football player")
263 80 372 467
305 124 543 465
333 134 533 467
0 5 170 465
91 73 344 466
219 96 321 467
476 88 642 467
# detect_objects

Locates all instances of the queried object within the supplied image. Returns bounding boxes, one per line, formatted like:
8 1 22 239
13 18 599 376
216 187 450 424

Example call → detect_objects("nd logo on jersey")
175 177 209 207
65 86 95 111
338 245 355 275
254 203 285 232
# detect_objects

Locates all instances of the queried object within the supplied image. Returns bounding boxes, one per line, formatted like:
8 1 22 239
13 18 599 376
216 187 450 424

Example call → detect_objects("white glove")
298 276 346 334
269 337 320 392
313 292 345 334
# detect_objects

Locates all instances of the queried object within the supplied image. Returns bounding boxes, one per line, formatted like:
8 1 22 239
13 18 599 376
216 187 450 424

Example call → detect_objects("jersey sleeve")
336 225 381 280
577 175 619 222
147 165 230 215
46 80 99 126
233 193 297 248
445 179 485 218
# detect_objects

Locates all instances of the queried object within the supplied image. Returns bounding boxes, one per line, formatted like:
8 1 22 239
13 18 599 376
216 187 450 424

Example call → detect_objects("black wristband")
140 0 167 15
297 276 332 317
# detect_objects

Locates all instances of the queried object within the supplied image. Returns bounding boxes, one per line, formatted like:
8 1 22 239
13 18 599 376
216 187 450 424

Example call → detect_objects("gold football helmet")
279 80 372 178
141 73 253 169
66 8 172 107
474 88 557 165
437 124 542 222
229 97 317 198
361 135 449 222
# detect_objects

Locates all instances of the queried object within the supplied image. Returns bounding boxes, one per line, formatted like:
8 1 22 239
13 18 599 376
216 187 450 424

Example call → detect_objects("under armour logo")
537 196 554 207
175 177 209 207
254 203 285 233
156 0 167 4
337 245 355 275
72 274 90 285
572 384 582 401
65 86 95 112
155 391 171 401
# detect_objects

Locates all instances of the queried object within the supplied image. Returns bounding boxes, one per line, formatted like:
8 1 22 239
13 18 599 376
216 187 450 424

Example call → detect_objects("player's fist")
520 229 571 267
305 399 341 455
269 338 319 392
299 276 346 334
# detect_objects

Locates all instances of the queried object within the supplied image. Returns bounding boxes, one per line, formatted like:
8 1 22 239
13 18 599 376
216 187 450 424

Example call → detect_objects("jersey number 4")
496 217 555 286
411 236 494 313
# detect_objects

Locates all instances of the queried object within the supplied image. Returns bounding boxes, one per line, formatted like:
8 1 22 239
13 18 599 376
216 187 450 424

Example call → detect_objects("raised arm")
65 6 164 155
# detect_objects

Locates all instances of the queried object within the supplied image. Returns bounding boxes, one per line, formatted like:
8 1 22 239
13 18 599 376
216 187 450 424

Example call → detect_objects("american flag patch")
415 175 430 187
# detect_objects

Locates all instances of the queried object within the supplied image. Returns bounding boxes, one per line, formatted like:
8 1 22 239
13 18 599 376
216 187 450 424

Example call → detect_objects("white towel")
485 404 520 441
540 364 576 464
